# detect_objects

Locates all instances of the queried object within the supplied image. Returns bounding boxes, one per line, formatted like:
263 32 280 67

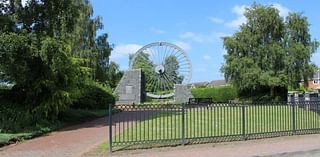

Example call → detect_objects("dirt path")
0 111 144 157
88 134 320 157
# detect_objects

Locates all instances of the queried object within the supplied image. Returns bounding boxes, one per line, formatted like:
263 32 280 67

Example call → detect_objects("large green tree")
0 0 88 117
222 3 318 100
285 13 319 89
0 0 121 117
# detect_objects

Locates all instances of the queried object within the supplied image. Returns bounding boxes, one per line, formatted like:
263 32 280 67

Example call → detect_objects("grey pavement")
105 134 320 157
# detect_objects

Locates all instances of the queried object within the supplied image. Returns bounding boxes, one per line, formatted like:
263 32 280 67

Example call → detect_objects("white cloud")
173 41 191 51
111 44 142 60
226 3 290 29
203 55 212 61
226 16 247 28
222 49 227 55
180 32 206 43
271 3 290 17
216 32 231 39
21 0 28 7
150 27 166 34
233 4 247 15
226 5 247 28
1 1 9 14
179 31 229 43
208 17 224 24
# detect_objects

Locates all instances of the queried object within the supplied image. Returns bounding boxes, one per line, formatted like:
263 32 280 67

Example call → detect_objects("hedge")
72 81 115 110
191 86 237 102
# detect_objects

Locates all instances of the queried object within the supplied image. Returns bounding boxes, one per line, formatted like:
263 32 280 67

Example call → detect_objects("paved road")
266 149 320 157
101 134 320 157
0 111 150 157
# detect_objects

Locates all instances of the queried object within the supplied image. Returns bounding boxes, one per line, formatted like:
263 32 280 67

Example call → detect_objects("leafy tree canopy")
0 0 122 117
222 3 318 100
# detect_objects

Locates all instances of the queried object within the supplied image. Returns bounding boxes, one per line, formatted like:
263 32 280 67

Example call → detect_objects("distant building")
208 80 227 87
189 81 209 88
189 79 227 88
306 69 320 91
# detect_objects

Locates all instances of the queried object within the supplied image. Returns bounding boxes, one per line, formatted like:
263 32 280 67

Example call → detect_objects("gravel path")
0 111 148 157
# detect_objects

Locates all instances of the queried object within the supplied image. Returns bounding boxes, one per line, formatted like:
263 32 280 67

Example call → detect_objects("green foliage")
164 56 184 85
0 103 34 133
72 81 115 110
191 86 237 102
105 61 123 89
0 0 121 135
0 33 78 117
288 84 309 92
131 53 154 91
222 3 318 100
0 104 112 145
131 53 183 94
0 97 63 133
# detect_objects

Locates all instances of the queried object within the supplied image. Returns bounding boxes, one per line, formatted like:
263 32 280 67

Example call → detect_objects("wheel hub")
155 65 165 74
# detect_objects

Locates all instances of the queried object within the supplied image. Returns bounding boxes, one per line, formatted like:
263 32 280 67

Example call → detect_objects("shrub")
72 81 115 109
191 86 237 102
0 100 59 133
0 34 79 118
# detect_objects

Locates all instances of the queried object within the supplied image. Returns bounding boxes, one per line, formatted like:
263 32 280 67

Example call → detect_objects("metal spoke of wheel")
130 42 192 98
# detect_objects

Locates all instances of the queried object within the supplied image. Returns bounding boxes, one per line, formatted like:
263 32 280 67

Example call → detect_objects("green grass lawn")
113 105 320 146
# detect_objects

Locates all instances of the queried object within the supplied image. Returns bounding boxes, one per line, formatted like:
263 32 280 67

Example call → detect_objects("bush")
72 81 115 109
191 86 237 102
0 34 79 118
0 104 31 133
0 100 61 133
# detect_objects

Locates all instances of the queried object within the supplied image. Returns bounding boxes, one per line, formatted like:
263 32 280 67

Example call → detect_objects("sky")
91 0 320 83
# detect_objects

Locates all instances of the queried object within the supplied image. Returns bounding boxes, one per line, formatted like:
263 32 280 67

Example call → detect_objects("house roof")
209 80 227 86
190 81 209 86
189 80 227 87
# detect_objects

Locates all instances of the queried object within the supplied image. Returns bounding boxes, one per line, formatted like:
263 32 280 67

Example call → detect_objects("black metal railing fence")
108 101 320 152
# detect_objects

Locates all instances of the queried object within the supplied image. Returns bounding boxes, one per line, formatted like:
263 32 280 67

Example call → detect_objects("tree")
130 54 183 93
0 0 120 117
222 3 318 100
106 61 123 88
164 56 183 86
95 33 113 82
0 33 78 117
130 53 155 91
285 13 319 89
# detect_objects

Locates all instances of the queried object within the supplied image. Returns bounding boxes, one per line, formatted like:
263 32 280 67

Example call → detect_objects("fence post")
241 102 246 140
181 103 185 145
292 103 296 134
108 104 112 154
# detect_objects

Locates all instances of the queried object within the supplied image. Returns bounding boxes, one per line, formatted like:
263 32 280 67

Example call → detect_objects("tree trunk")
270 86 275 98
